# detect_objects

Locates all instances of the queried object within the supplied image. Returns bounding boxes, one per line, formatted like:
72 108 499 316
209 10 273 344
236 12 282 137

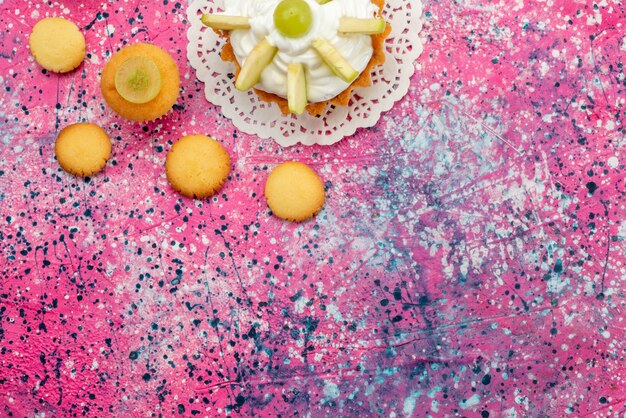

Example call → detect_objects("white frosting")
223 0 378 103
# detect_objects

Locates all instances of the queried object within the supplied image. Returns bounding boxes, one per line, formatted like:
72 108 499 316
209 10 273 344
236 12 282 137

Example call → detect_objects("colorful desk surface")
1 0 625 416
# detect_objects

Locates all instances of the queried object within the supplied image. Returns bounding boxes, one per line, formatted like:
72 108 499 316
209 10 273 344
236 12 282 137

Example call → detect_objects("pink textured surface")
1 0 625 417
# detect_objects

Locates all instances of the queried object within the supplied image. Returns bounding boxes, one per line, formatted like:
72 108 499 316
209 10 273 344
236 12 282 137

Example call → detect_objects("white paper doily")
186 0 424 147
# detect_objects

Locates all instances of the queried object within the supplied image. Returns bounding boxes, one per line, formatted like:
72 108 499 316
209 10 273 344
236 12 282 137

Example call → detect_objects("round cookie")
29 17 85 73
101 43 180 122
165 135 230 199
55 123 112 177
264 162 325 222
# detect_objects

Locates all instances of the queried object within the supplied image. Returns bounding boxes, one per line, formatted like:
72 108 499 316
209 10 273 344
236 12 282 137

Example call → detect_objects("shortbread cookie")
55 123 112 177
30 17 85 73
165 135 231 199
264 162 325 222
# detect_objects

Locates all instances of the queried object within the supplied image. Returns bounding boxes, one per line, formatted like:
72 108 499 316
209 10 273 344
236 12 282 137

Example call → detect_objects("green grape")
115 56 162 104
273 0 313 38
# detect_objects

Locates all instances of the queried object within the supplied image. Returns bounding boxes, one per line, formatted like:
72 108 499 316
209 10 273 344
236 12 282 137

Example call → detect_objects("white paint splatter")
323 382 339 399
403 391 421 416
459 394 481 409
326 304 343 321
294 296 308 314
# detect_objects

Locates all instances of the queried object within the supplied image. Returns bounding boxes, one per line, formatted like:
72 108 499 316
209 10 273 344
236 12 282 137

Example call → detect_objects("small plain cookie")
101 43 180 122
165 135 231 199
55 123 112 177
30 17 85 73
264 162 325 222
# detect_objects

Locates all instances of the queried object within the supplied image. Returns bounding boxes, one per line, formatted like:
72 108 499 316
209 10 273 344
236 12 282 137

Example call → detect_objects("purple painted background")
1 0 626 416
